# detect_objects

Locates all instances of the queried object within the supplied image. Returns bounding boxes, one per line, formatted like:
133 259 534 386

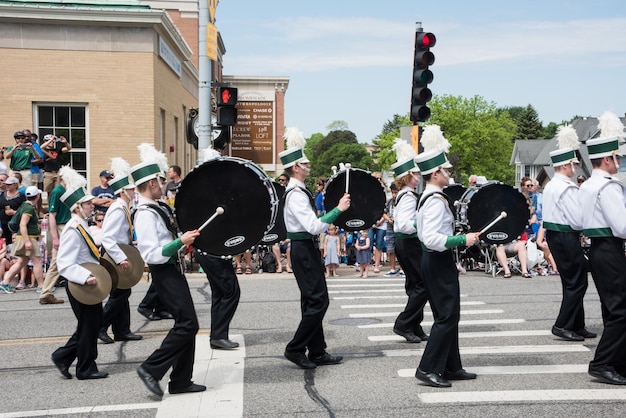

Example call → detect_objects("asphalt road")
1 263 624 417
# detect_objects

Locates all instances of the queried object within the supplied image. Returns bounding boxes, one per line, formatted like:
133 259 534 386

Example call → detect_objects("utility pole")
197 1 218 163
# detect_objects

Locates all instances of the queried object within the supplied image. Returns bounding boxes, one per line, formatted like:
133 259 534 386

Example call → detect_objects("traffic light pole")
197 1 213 164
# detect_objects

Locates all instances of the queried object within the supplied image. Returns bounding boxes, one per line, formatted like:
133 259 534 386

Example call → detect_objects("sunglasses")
95 219 104 223
524 184 532 187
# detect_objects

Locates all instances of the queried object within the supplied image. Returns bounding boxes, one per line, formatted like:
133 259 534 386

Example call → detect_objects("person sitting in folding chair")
495 232 531 278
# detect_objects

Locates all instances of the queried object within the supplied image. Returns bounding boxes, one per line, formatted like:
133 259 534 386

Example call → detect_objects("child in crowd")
355 229 372 278
324 225 340 277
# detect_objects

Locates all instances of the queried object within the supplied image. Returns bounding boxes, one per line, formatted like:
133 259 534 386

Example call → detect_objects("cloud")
222 16 626 73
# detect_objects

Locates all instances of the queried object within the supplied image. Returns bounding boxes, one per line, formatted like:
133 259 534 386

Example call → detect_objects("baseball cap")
99 170 112 178
26 186 42 198
4 177 19 185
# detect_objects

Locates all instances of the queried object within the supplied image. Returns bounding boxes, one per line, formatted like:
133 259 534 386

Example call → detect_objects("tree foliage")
510 104 544 140
373 114 412 171
326 120 349 132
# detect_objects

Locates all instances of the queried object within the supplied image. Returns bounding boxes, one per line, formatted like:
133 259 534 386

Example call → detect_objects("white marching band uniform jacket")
101 198 133 264
57 214 99 285
578 169 626 239
417 184 455 252
542 172 582 232
393 186 418 236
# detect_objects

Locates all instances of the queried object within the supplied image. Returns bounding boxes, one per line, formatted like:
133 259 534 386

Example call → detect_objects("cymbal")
67 263 113 305
100 244 144 290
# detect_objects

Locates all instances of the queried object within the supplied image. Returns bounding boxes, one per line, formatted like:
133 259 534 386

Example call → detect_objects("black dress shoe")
284 351 317 369
115 332 143 341
576 328 597 339
551 325 584 341
415 368 451 388
52 357 72 379
393 328 421 343
137 365 164 397
157 311 174 320
444 369 477 380
77 371 109 380
169 383 207 394
416 331 429 341
210 339 239 349
137 307 161 321
98 330 114 344
588 366 626 385
309 352 343 366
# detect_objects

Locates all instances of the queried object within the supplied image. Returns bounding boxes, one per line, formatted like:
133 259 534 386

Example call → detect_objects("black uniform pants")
101 288 132 337
588 237 626 371
195 253 241 341
418 249 462 375
52 280 102 378
546 230 588 331
138 281 167 314
393 237 428 335
141 263 199 389
286 239 329 357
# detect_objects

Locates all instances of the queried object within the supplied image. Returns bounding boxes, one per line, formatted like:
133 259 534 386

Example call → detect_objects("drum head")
443 184 466 206
259 181 286 245
324 169 386 231
466 182 530 245
176 157 275 256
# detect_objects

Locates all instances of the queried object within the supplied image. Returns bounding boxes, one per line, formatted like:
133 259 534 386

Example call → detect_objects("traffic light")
216 86 238 126
186 108 198 150
410 31 436 123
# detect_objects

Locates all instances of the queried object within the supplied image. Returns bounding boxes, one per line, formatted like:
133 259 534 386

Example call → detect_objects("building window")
36 104 87 177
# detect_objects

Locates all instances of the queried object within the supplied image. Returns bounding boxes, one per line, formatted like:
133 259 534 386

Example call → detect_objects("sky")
215 0 626 143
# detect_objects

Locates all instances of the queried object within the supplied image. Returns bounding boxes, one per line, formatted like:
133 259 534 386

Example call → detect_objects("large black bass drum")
323 168 386 231
458 181 530 245
175 156 279 257
443 184 466 205
258 181 286 245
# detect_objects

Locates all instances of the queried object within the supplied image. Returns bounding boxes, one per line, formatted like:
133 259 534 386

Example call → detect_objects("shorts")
279 242 291 253
368 228 386 249
385 230 396 253
12 236 41 257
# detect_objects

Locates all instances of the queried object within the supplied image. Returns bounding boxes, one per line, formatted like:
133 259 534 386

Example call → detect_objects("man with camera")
41 134 71 194
3 131 42 187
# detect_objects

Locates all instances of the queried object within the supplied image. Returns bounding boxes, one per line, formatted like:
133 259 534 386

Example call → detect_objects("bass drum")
324 168 386 231
259 181 286 245
462 182 530 245
175 157 279 257
443 184 466 205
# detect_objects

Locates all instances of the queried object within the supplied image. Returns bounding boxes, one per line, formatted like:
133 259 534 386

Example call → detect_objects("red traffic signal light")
217 87 238 106
410 31 436 123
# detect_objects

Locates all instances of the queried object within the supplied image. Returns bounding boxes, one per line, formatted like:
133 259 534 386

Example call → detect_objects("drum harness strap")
418 191 466 252
132 202 185 270
394 190 420 239
284 186 321 242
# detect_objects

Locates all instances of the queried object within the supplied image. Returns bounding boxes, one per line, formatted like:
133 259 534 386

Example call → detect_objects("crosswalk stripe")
341 301 484 309
383 344 589 357
328 284 406 287
396 364 588 378
333 295 409 300
417 389 626 403
370 329 551 342
358 319 525 329
326 278 405 282
349 309 503 318
328 289 405 294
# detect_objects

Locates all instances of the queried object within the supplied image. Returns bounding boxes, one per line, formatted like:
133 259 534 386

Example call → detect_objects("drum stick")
344 164 351 193
198 207 225 232
477 211 507 236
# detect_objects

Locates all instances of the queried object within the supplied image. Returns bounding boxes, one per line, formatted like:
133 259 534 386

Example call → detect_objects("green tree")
428 94 517 185
512 104 544 140
313 130 358 156
312 142 377 180
326 120 349 132
373 114 412 171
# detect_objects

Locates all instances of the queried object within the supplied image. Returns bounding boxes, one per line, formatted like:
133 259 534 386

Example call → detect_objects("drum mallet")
477 211 507 236
344 163 352 193
198 207 225 232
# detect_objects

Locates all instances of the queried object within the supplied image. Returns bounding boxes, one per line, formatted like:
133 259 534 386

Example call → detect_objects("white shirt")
579 169 626 238
101 198 133 264
134 195 176 264
417 184 455 252
57 214 99 285
283 178 329 235
393 186 418 235
542 172 582 230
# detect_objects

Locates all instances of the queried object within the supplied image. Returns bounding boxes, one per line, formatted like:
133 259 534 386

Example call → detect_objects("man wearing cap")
98 159 142 344
51 173 108 380
41 134 71 194
543 125 594 342
279 127 351 369
91 170 115 213
414 125 479 388
0 185 44 293
131 145 205 397
389 139 428 343
4 131 41 187
578 111 626 385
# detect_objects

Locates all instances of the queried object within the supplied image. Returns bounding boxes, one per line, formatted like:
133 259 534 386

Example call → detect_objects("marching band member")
579 112 626 385
98 158 142 344
543 125 594 342
279 127 350 369
389 138 429 343
131 143 205 397
51 166 108 380
415 125 479 388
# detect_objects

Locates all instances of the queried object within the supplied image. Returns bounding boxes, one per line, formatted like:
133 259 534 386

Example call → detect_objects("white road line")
398 364 588 378
349 309 503 318
157 334 245 418
328 289 406 294
341 301 485 309
328 284 406 288
370 329 551 342
358 319 525 329
0 403 160 418
333 295 409 300
418 389 626 403
326 278 405 282
383 344 590 357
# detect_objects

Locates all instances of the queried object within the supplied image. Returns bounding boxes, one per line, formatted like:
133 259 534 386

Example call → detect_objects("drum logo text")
346 219 365 228
225 236 246 247
262 234 279 242
486 232 508 241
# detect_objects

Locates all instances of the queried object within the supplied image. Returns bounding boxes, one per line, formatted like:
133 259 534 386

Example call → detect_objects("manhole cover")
330 318 381 326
